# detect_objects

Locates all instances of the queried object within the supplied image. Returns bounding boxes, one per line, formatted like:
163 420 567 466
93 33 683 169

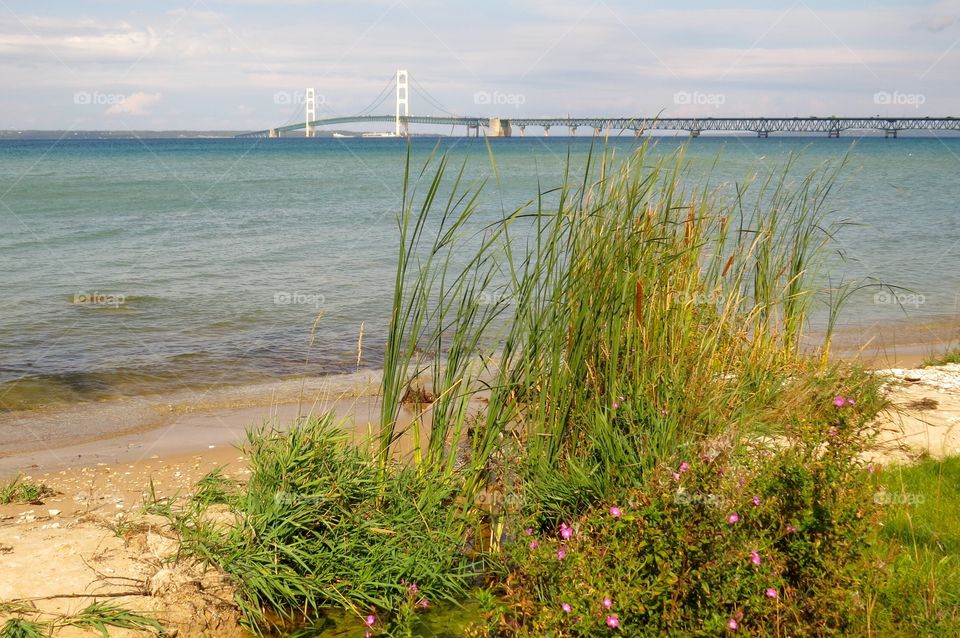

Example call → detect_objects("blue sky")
0 0 957 131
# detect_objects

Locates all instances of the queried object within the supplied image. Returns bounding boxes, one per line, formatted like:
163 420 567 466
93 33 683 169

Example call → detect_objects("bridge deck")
237 115 960 138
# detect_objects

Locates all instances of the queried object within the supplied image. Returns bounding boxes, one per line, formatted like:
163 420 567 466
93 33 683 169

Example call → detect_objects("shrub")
484 381 886 637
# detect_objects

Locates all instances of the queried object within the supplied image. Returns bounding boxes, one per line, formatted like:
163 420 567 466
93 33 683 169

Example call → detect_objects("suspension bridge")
238 70 960 139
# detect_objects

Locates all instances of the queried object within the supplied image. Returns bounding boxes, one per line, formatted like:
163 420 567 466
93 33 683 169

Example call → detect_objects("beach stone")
146 531 178 559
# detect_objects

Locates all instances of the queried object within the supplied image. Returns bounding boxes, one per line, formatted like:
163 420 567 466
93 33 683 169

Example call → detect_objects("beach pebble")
47 509 61 517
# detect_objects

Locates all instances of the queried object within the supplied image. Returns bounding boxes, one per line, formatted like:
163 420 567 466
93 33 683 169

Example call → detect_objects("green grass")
0 602 161 638
922 348 960 367
0 475 54 505
171 414 478 635
863 457 960 637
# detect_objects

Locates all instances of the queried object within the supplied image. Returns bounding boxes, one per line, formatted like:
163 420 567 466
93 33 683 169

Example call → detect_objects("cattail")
721 254 735 277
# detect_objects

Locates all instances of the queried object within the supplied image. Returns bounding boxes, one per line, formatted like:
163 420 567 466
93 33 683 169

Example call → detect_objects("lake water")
1 136 959 411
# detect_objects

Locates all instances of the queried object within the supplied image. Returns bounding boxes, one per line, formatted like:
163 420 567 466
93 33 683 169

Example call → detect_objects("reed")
379 140 850 519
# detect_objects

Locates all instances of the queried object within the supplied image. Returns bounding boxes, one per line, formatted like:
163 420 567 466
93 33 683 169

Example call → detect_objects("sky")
0 0 958 131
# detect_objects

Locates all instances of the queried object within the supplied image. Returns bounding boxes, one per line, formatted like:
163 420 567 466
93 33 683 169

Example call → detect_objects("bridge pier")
269 128 280 138
519 125 526 137
543 125 550 137
757 130 769 138
828 129 841 138
488 117 512 137
884 129 898 138
689 129 700 138
568 125 577 136
593 126 603 137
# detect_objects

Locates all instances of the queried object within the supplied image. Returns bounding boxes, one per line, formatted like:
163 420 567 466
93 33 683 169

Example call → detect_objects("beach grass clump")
0 475 54 505
922 347 960 367
378 142 852 522
479 386 886 637
0 602 161 638
172 414 478 635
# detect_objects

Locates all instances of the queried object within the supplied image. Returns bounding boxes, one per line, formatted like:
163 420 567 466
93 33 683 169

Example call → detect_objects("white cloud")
106 92 161 115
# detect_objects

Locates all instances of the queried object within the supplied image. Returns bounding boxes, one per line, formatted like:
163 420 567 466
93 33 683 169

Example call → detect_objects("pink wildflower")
613 402 620 409
417 598 429 608
765 588 778 599
728 618 738 630
610 506 622 518
606 614 620 628
602 596 612 609
561 603 572 613
786 524 798 533
365 614 376 627
556 546 567 560
751 495 761 507
679 461 690 473
529 539 539 549
524 527 533 535
833 396 846 407
728 512 740 524
672 472 681 481
560 522 573 540
750 550 762 566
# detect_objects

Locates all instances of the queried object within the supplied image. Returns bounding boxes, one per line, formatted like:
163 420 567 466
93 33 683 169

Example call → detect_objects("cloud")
106 92 161 115
914 14 959 33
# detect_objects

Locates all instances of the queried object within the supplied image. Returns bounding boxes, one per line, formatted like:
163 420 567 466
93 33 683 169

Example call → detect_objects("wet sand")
817 315 960 368
0 370 384 478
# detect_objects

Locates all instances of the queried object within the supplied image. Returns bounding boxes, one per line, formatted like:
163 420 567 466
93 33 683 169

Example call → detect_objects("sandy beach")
0 373 387 637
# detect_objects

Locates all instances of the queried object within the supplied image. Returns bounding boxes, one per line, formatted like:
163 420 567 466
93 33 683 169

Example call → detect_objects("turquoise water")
1 136 958 409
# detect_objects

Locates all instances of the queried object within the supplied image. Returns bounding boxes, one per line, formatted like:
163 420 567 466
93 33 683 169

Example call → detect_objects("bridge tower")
395 69 409 137
305 88 316 138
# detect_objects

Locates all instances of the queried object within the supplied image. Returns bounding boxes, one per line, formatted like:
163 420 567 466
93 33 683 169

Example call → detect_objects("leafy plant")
0 476 54 505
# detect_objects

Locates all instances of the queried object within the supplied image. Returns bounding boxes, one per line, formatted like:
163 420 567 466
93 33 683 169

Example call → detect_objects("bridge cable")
353 74 398 117
409 75 462 118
